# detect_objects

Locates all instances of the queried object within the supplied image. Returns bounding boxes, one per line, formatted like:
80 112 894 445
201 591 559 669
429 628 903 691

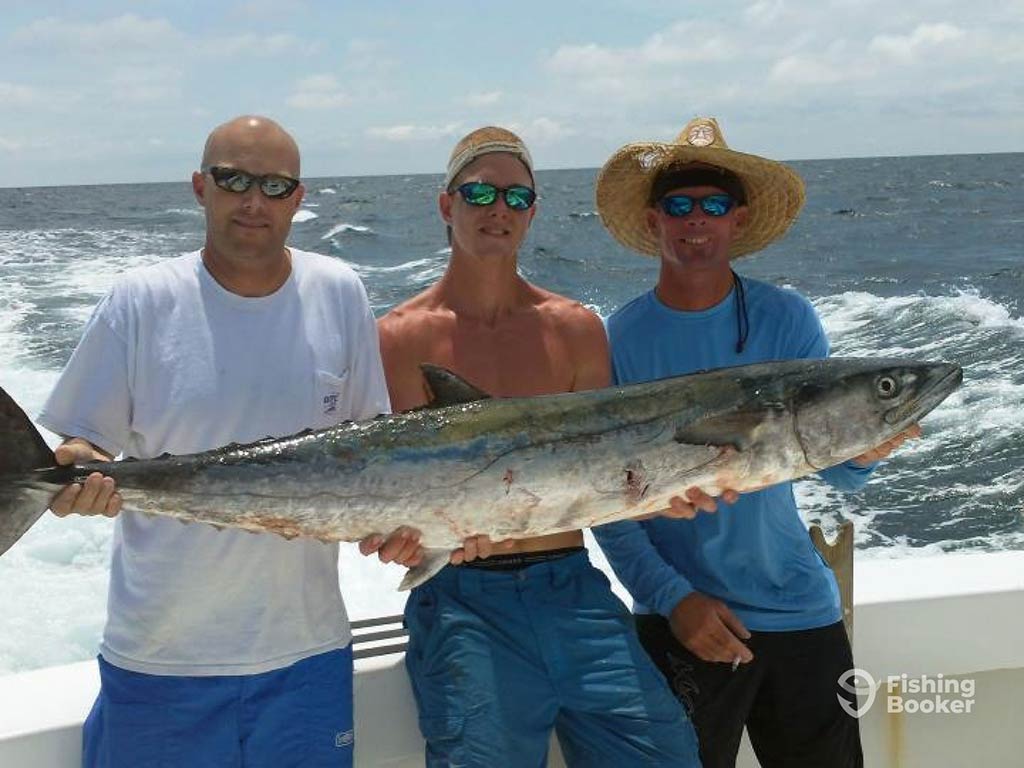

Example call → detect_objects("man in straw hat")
592 117 919 767
377 126 703 767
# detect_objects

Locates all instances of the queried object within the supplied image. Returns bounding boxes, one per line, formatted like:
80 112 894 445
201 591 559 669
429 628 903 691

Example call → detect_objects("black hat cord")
732 269 749 354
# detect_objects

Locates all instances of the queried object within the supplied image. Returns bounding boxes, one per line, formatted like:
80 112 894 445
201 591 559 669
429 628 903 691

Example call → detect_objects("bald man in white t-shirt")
40 115 413 768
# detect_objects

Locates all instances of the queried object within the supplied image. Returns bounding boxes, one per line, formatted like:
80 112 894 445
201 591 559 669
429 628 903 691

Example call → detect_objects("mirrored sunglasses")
204 166 301 200
456 182 536 211
659 193 736 218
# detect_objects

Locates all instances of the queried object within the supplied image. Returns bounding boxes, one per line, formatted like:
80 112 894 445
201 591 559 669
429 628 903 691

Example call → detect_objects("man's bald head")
201 115 301 177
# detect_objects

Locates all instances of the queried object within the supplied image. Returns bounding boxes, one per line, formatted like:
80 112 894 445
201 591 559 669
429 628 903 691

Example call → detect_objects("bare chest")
424 318 576 398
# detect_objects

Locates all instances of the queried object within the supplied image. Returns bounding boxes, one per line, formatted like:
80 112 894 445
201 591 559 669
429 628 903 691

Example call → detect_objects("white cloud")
466 90 503 107
199 33 313 58
0 82 41 105
13 14 313 61
868 23 965 62
744 0 787 26
0 136 23 152
13 14 184 54
770 55 849 86
366 123 462 142
287 75 349 109
347 39 395 68
508 118 574 145
547 21 733 78
109 67 182 104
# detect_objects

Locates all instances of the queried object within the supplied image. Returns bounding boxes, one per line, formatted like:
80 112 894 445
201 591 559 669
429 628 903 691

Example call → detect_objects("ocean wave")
292 209 318 223
319 188 337 194
346 257 435 275
321 223 375 239
816 289 1024 356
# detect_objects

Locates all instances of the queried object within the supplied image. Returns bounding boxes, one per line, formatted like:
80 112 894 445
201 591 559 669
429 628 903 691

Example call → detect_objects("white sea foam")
409 263 447 285
292 209 318 223
319 188 337 195
321 223 374 239
347 257 435 276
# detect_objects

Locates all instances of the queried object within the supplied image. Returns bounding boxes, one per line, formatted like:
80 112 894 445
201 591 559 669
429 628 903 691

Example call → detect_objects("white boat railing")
3 552 1024 767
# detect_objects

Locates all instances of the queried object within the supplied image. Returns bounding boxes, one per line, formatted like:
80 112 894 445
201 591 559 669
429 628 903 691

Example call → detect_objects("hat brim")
595 143 806 258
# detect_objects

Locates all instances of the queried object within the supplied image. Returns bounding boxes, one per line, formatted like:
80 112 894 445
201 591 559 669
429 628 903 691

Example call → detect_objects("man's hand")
635 486 740 521
359 526 424 567
49 439 120 518
669 591 754 666
449 535 516 565
851 424 922 466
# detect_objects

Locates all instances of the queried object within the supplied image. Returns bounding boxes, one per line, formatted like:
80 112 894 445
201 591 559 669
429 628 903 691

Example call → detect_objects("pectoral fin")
398 548 451 590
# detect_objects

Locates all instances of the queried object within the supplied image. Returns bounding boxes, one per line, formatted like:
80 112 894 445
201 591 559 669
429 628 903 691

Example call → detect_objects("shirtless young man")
377 127 702 767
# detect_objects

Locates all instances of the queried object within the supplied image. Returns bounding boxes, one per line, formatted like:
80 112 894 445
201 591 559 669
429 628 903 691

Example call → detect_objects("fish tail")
0 384 57 557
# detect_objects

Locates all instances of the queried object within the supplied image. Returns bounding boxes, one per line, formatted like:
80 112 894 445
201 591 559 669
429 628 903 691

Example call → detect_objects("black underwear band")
457 545 585 571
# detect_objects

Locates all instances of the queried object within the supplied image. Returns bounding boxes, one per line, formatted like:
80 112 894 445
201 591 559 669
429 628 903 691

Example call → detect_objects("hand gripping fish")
0 358 962 588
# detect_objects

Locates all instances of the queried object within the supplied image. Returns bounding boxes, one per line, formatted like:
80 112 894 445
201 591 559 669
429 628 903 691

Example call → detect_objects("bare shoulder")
531 286 605 342
378 290 453 410
529 285 610 390
378 290 445 351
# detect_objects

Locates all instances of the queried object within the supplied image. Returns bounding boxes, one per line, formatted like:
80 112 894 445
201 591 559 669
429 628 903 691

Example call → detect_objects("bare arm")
565 304 612 392
378 313 433 412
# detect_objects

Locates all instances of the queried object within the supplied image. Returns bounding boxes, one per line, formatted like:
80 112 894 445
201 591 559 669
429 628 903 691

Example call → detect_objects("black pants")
636 615 863 768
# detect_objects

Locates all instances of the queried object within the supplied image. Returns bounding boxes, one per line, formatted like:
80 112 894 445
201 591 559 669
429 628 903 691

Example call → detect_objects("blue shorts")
404 551 701 767
82 645 354 768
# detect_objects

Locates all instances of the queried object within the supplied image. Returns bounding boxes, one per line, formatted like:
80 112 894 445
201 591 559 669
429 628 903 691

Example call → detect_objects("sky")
1 1 1022 187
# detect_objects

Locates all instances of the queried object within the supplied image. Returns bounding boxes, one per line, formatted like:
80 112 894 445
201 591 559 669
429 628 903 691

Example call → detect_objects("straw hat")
595 116 806 258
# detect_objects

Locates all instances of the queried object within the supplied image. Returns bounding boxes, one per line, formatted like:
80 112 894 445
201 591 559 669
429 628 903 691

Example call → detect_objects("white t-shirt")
39 249 390 676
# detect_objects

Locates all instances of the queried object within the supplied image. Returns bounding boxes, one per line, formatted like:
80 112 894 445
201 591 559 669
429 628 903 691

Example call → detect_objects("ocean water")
1 154 1022 674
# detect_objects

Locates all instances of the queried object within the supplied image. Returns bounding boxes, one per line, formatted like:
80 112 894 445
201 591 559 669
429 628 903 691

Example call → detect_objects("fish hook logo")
837 668 876 718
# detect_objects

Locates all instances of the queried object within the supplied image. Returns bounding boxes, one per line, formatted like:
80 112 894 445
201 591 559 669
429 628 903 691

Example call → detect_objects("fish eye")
876 375 900 399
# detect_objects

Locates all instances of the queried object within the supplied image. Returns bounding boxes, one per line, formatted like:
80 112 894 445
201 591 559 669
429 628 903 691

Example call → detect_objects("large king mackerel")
0 358 962 587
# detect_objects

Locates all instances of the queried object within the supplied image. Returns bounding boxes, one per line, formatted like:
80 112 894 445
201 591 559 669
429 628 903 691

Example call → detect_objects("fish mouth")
884 363 963 426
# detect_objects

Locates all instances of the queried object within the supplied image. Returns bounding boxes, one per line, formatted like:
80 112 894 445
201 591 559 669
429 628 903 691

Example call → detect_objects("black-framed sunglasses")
455 182 536 211
203 166 301 200
659 193 736 218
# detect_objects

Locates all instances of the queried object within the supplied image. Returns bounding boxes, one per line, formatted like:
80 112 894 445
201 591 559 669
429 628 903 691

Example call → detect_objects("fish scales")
0 358 963 588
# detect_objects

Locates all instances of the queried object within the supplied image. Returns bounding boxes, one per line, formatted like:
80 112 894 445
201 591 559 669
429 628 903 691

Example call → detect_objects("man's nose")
239 185 265 211
489 196 513 215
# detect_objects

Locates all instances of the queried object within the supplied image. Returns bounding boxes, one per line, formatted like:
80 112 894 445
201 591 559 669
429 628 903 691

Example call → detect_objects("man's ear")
438 191 453 224
645 208 660 233
192 171 205 206
291 183 305 213
733 204 750 230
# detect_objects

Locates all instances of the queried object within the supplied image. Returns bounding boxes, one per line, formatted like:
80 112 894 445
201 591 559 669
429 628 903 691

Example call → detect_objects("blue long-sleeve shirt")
594 279 875 631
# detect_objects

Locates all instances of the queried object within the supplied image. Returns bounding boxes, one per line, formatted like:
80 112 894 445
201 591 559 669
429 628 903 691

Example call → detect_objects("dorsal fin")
420 364 492 408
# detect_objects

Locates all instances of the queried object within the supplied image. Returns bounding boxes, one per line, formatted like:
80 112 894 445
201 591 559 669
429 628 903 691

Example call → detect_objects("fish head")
793 359 962 470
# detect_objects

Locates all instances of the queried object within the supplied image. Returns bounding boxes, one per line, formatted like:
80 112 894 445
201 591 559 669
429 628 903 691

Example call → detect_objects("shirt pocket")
313 368 349 427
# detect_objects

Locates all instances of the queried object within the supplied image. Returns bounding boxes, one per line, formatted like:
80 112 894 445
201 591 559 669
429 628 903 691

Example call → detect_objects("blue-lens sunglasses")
659 193 736 218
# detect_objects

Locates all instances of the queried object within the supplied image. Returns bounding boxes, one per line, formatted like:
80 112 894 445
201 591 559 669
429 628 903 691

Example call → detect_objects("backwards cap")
444 126 534 190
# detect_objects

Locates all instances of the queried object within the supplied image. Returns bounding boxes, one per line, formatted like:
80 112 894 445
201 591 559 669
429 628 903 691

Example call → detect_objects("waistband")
458 545 585 571
426 549 596 594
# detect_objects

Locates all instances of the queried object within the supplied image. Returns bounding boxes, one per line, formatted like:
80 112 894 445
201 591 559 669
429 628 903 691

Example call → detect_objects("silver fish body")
0 358 962 587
